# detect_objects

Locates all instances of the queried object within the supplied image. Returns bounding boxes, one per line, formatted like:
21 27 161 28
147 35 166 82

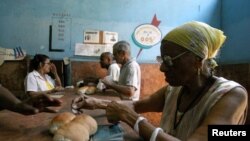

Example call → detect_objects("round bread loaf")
52 113 98 141
53 122 89 141
85 86 96 95
49 112 76 134
77 86 89 95
77 86 96 95
71 114 98 135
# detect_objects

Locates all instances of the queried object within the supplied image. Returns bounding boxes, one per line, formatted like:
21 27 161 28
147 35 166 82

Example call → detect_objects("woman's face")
160 41 198 86
41 58 51 73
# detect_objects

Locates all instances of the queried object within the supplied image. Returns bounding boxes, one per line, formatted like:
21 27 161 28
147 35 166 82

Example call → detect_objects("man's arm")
0 85 62 115
0 85 22 111
105 83 135 97
103 63 140 98
27 90 53 97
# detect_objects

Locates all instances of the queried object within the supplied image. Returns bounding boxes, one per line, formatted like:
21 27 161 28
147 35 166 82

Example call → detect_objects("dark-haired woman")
25 54 63 97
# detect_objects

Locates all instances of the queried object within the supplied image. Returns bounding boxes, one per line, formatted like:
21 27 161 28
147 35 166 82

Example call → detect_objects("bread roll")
85 86 96 95
71 114 98 135
53 122 89 141
77 86 96 95
77 86 88 95
52 114 98 141
49 112 76 134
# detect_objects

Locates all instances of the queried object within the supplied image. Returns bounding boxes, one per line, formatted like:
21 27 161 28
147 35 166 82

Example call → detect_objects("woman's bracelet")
133 116 147 134
150 127 163 141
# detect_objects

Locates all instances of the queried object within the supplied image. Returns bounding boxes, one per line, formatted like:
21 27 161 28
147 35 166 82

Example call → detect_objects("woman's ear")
195 57 203 68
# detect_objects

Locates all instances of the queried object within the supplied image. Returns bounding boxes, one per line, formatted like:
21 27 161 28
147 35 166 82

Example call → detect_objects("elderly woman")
25 54 63 97
71 21 248 141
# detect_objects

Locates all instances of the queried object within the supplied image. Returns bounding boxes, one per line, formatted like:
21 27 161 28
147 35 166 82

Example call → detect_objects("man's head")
112 41 131 65
100 52 113 69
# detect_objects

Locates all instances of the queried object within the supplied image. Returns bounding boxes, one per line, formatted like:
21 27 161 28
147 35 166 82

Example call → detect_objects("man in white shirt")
100 52 120 82
102 41 141 101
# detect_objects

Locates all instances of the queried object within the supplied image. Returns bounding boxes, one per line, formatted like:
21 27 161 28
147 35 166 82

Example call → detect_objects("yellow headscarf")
163 21 226 68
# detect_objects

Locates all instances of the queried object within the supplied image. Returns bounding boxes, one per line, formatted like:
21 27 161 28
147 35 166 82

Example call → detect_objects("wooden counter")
0 89 142 141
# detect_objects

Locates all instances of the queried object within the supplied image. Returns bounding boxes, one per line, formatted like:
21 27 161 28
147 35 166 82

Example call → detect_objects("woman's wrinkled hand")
106 101 138 124
71 95 98 114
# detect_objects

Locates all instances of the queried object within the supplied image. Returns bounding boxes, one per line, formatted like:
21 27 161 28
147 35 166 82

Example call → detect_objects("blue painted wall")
0 0 221 63
220 0 250 64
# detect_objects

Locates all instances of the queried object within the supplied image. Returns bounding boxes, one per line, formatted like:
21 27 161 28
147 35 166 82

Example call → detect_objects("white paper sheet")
74 43 113 56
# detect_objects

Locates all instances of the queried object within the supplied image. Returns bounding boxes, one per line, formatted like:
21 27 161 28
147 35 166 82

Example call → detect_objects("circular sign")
132 24 162 49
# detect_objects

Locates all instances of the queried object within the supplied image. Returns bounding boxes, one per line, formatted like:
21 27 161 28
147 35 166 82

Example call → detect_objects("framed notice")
51 17 72 51
74 43 113 56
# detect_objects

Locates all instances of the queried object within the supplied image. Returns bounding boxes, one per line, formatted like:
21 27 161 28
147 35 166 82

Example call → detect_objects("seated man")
102 41 141 101
0 84 62 115
100 52 120 82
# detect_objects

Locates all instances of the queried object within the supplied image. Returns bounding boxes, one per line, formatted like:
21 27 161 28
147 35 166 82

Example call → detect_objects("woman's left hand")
106 101 138 125
50 63 57 74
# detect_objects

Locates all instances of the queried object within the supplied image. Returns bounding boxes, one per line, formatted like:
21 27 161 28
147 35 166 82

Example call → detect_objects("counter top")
0 89 141 141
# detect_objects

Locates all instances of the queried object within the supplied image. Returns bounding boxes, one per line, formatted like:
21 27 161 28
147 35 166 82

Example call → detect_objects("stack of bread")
49 112 98 141
77 86 97 95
